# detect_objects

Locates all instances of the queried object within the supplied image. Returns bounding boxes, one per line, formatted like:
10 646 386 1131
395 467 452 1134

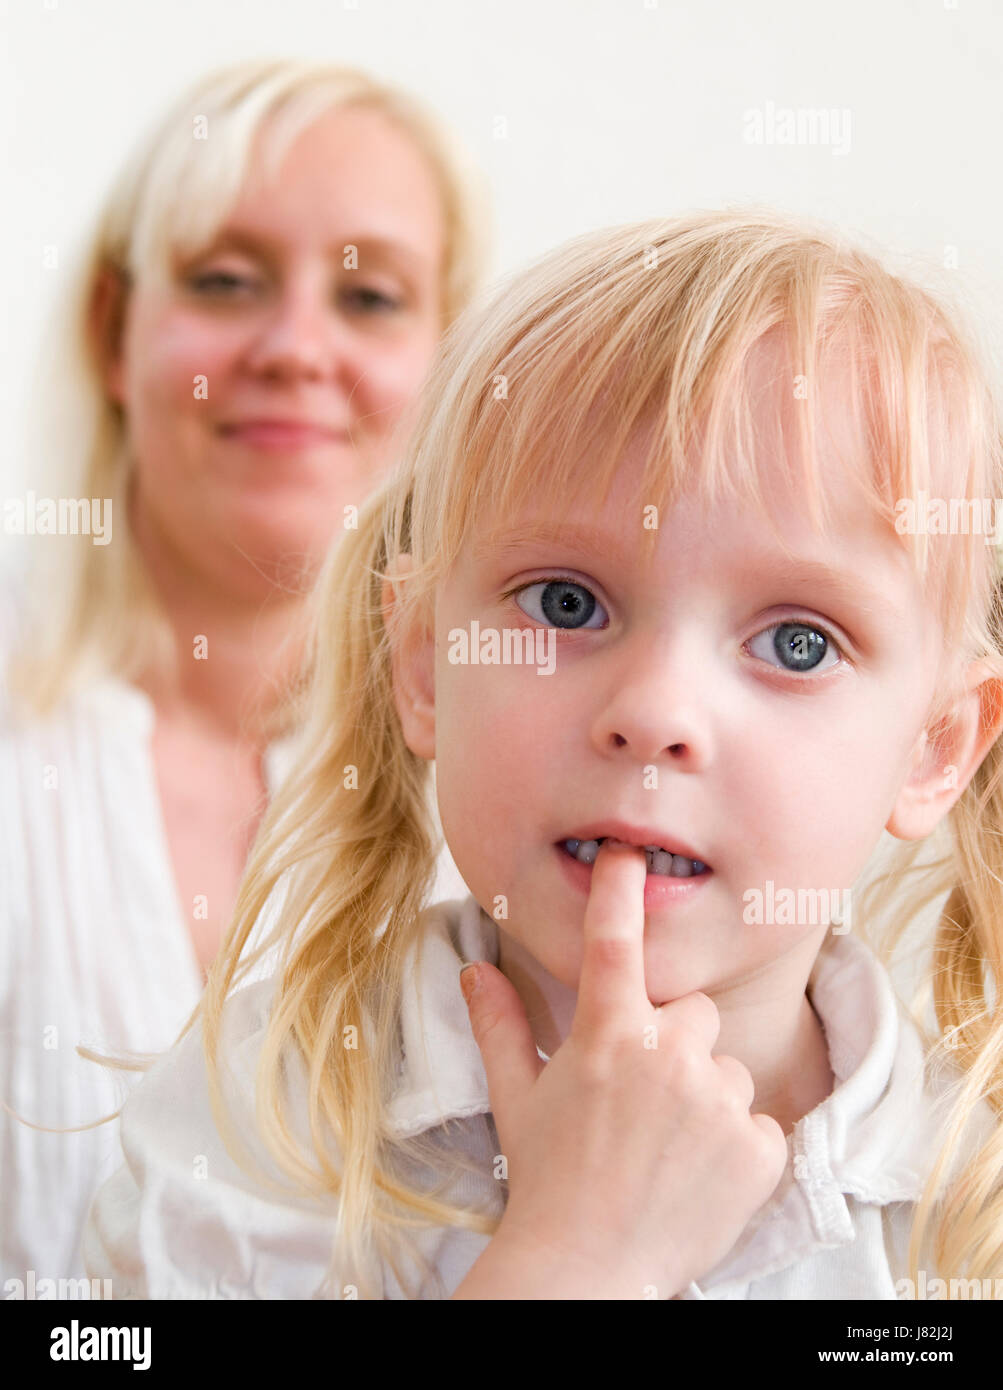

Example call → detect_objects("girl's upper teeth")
563 837 707 876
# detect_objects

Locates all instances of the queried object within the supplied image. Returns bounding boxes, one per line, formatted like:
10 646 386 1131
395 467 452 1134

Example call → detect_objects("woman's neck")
129 498 308 742
136 592 305 742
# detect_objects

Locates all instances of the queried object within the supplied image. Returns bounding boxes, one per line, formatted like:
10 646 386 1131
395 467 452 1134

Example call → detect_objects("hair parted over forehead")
385 208 1002 679
98 57 488 327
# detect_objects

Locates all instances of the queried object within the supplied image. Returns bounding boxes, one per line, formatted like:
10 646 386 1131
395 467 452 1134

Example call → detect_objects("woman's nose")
589 630 713 769
243 285 359 384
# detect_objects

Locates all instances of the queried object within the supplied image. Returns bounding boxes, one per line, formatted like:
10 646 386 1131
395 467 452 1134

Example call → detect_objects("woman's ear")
87 263 130 408
886 658 1003 840
382 553 436 761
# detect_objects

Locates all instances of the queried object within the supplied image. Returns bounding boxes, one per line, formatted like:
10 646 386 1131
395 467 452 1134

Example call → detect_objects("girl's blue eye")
514 579 608 630
748 621 840 674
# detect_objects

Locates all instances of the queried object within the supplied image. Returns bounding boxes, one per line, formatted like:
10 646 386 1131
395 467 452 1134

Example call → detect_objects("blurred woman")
0 57 488 1283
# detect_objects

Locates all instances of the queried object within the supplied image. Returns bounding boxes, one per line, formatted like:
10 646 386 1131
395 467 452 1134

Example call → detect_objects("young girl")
84 209 1003 1300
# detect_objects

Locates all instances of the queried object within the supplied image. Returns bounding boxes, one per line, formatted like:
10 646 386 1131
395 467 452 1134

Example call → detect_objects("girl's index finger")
572 838 651 1039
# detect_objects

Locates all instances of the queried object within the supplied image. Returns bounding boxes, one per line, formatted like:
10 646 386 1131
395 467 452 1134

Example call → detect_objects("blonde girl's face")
410 368 959 1006
103 105 446 598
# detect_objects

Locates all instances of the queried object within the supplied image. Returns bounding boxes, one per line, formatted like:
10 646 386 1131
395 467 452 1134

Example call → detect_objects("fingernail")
459 963 481 1003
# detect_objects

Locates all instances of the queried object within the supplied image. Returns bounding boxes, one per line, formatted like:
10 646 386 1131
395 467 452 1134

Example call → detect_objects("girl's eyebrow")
752 557 902 624
475 523 902 623
473 521 625 565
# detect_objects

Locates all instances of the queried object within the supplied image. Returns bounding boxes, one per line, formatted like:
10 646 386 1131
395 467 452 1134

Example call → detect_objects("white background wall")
1 0 994 1011
3 0 1002 492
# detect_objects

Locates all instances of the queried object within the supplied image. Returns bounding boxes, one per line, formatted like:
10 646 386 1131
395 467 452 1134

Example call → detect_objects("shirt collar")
798 921 944 1203
389 895 936 1165
692 926 957 1292
387 893 971 1289
387 894 498 1138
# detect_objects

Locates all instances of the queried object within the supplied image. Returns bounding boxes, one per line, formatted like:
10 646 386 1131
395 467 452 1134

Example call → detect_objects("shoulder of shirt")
228 894 497 1140
0 564 296 788
117 975 281 1151
0 560 146 733
808 928 995 1202
0 560 28 719
682 931 996 1297
85 896 495 1296
121 892 494 1141
86 974 337 1297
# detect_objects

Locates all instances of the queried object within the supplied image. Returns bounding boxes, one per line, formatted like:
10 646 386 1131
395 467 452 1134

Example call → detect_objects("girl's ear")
382 553 436 761
886 659 1003 840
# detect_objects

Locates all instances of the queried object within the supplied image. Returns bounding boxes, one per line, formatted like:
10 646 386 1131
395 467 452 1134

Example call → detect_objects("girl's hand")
453 839 788 1300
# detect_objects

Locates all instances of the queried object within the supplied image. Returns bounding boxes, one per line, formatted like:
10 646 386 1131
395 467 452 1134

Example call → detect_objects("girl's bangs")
436 302 934 582
399 211 997 666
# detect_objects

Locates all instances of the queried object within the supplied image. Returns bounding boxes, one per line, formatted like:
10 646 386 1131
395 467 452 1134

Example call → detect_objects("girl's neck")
496 929 835 1139
747 996 834 1138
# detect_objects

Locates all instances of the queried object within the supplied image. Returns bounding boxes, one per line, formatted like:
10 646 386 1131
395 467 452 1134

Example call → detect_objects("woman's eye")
513 579 608 630
340 286 403 314
747 621 841 675
190 270 257 295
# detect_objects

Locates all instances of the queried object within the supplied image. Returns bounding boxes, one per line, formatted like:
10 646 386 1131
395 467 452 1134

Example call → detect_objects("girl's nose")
589 636 713 769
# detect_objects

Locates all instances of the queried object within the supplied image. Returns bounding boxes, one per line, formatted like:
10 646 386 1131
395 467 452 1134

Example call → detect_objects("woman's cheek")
138 304 241 397
357 338 437 424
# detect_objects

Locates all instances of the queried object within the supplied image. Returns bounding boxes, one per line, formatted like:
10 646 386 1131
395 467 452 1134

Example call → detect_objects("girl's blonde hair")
204 208 1003 1298
9 57 490 721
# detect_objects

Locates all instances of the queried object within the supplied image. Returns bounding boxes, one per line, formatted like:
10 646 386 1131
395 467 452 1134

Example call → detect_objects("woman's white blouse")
0 570 468 1286
84 892 992 1300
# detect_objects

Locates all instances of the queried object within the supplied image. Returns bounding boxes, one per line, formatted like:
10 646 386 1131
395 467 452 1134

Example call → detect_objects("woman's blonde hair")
203 208 1003 1298
9 57 490 720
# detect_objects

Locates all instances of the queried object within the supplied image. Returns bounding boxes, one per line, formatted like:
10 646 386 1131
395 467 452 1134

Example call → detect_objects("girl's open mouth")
554 839 713 907
559 837 710 878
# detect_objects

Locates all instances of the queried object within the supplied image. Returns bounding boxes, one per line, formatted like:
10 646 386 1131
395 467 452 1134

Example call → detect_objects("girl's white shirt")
83 890 991 1301
0 564 470 1286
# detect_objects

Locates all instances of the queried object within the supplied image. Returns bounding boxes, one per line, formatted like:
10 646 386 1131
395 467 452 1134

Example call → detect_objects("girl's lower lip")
554 842 712 908
220 424 348 450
